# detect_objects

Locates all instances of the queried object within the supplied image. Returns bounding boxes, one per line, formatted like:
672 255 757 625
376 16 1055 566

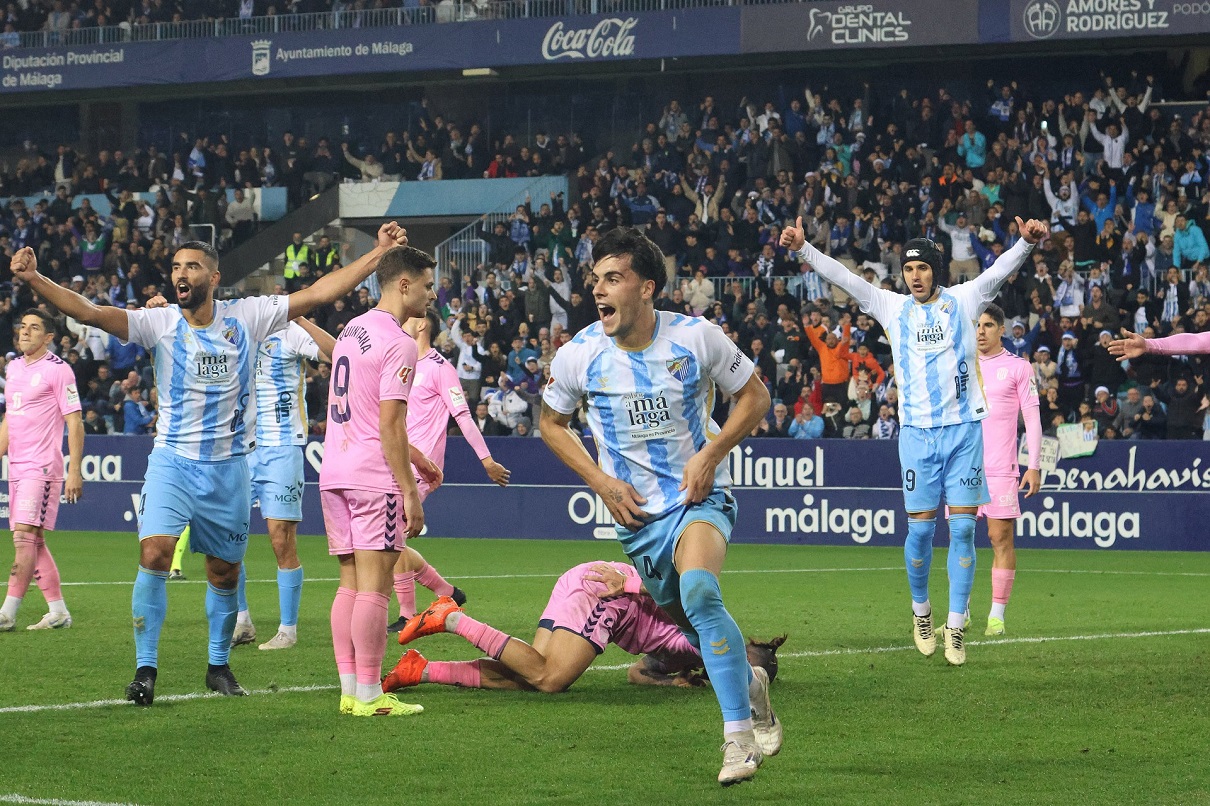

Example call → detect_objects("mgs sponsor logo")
252 39 271 76
541 18 637 61
806 5 911 45
1023 0 1062 38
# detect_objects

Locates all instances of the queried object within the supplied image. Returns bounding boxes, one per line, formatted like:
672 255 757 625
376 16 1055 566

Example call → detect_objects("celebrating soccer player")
385 308 511 633
9 222 408 706
230 318 334 651
384 561 782 693
0 310 84 632
973 304 1042 636
538 228 780 786
320 245 440 717
780 215 1049 666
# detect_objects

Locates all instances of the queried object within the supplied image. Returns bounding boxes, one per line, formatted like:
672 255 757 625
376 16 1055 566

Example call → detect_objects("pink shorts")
9 478 62 531
538 570 620 654
320 488 405 555
979 475 1021 520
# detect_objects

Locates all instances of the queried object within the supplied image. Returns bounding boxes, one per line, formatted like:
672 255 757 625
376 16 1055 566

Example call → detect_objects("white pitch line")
3 629 1206 713
0 795 144 806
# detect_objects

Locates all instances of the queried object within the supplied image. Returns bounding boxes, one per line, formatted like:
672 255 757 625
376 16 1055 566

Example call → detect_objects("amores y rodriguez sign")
541 17 637 60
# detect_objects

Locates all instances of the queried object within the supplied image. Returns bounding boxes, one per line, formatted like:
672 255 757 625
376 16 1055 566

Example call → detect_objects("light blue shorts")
138 448 251 564
898 421 989 513
249 444 305 522
616 490 737 612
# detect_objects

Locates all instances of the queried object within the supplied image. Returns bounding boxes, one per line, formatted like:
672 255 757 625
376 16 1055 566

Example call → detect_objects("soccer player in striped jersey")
0 310 84 632
781 215 1049 666
539 228 780 785
230 318 334 651
385 308 511 633
383 561 783 694
9 222 408 706
974 304 1042 637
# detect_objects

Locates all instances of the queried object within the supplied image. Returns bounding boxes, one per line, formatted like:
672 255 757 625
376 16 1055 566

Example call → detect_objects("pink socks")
415 561 454 598
8 534 37 599
453 614 511 659
351 592 389 688
330 587 357 677
427 660 484 688
393 571 418 619
33 538 63 604
991 568 1016 605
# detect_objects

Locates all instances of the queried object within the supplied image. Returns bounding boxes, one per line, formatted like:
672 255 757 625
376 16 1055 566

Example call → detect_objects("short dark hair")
591 227 665 289
981 303 1006 327
376 245 436 287
21 308 56 331
424 307 442 335
176 240 219 269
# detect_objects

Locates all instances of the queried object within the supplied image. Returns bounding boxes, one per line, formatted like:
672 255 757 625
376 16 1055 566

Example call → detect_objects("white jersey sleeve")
543 342 589 415
281 321 321 362
124 306 179 349
952 238 1035 321
794 240 904 325
696 321 755 395
226 295 290 344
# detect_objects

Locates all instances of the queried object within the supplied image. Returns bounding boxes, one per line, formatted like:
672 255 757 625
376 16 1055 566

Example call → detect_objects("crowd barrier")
6 436 1205 551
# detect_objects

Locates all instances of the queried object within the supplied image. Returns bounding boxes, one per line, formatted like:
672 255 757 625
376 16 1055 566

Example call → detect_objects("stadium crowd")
3 63 1210 439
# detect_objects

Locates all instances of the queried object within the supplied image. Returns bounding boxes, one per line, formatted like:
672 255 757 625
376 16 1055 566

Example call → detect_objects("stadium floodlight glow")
461 68 498 77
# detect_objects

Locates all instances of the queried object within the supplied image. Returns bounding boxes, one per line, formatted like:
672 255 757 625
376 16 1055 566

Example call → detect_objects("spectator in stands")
1156 376 1205 440
342 143 384 182
789 402 823 439
1134 393 1167 439
122 385 155 435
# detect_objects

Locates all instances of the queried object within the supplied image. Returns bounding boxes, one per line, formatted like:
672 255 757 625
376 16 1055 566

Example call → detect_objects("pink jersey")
4 352 81 481
540 562 696 657
979 349 1039 477
319 310 419 494
1146 331 1210 356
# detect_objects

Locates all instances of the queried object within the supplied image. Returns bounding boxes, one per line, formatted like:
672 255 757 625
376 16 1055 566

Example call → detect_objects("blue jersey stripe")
921 304 944 426
950 297 974 421
627 352 681 506
194 327 224 461
586 353 632 487
228 316 253 453
165 318 190 446
896 306 915 425
670 343 707 452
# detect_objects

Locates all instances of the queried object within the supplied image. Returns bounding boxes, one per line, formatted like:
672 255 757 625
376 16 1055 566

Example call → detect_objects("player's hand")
414 455 443 488
376 221 408 249
593 478 648 532
403 489 425 539
65 469 83 504
145 294 169 309
679 450 719 505
10 247 38 281
1019 468 1041 498
482 458 511 487
1016 216 1049 245
1109 328 1147 361
780 217 806 251
584 562 628 598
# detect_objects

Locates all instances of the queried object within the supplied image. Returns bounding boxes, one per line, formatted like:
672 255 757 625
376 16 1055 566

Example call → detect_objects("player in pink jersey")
320 245 442 718
1110 329 1210 361
0 309 84 632
382 561 784 693
386 308 511 632
975 304 1041 637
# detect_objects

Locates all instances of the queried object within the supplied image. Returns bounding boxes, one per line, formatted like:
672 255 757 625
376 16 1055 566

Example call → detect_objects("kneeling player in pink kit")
320 246 442 717
0 310 84 632
382 561 783 693
386 308 512 633
975 304 1042 636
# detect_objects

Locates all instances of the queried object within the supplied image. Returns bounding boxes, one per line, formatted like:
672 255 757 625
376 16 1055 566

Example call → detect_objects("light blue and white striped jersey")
254 321 321 447
126 296 289 460
795 238 1034 429
544 312 755 520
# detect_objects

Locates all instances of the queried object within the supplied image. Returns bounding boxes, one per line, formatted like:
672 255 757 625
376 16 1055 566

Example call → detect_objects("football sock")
331 587 357 680
235 563 249 618
278 566 303 629
1 595 21 621
680 568 751 724
132 566 169 668
9 532 37 601
904 517 936 604
170 527 189 573
947 514 977 628
416 561 454 598
393 571 418 619
205 582 238 666
426 660 483 688
48 598 68 615
352 592 389 699
32 538 64 606
452 614 511 659
991 568 1015 611
339 673 356 697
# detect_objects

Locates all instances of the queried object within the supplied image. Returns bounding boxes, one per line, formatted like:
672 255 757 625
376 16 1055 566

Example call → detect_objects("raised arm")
965 216 1045 304
10 248 129 341
286 222 407 321
780 217 883 312
294 315 335 362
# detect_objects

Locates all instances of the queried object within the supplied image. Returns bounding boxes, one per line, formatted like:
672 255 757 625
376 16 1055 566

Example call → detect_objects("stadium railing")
7 0 800 50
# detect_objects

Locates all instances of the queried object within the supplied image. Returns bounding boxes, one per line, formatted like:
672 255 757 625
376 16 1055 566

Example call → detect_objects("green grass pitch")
1 534 1208 805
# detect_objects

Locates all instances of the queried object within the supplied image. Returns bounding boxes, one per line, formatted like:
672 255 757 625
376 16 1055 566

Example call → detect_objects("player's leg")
939 422 990 666
408 547 466 606
169 526 190 580
202 553 247 696
986 517 1016 636
322 489 359 714
899 425 944 657
258 518 303 650
25 480 70 629
231 562 256 647
389 549 418 629
2 526 40 630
